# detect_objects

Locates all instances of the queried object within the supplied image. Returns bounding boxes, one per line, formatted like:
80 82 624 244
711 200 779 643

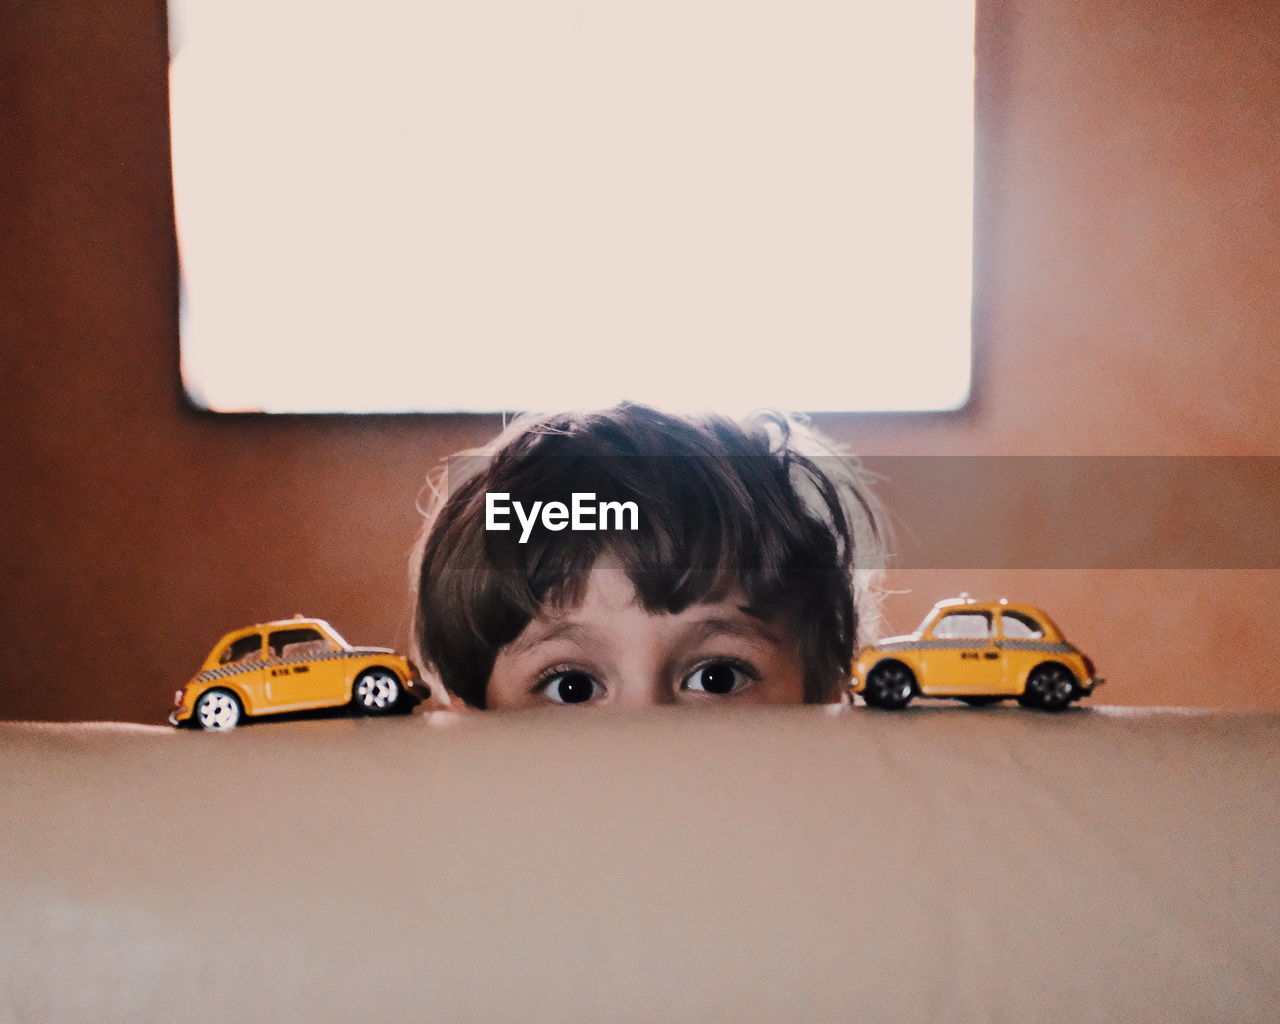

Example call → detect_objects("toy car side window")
931 611 992 639
1001 611 1044 639
219 634 264 665
269 627 331 659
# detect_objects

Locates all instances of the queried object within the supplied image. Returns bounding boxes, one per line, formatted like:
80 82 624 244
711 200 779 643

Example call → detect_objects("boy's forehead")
519 561 781 645
546 558 750 615
571 562 658 611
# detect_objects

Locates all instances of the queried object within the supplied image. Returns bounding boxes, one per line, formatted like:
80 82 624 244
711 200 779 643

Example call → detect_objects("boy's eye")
682 661 752 696
541 671 604 705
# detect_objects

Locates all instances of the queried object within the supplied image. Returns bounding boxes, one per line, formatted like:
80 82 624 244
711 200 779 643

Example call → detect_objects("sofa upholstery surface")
2 706 1276 1023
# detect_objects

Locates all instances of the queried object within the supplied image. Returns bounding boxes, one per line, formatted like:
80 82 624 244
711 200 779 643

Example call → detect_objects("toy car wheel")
863 661 916 710
194 688 243 730
959 696 1002 707
353 668 403 715
1021 663 1077 712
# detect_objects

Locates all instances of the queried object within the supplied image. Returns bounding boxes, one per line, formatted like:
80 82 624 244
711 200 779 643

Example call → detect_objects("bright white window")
170 1 975 414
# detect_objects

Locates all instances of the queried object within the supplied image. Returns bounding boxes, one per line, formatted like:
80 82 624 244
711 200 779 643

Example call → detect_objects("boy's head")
411 404 882 709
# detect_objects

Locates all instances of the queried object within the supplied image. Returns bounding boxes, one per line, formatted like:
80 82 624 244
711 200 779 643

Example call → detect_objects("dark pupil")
700 664 736 694
555 672 595 704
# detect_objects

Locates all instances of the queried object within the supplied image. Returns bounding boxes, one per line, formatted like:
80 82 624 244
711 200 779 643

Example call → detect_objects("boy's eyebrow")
502 621 598 658
682 614 782 648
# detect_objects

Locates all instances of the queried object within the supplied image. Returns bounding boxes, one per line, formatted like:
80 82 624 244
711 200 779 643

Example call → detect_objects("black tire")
1021 663 1077 712
352 668 403 715
862 661 917 710
193 688 244 730
959 696 1002 707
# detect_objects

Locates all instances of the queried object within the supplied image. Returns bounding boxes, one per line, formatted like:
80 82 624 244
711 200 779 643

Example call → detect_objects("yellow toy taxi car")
852 595 1103 711
171 617 425 730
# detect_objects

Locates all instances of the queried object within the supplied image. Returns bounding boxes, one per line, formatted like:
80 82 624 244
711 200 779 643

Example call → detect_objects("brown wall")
3 0 1278 723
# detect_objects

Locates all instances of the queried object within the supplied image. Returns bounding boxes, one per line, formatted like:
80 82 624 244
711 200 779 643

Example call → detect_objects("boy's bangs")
507 454 844 622
527 514 748 619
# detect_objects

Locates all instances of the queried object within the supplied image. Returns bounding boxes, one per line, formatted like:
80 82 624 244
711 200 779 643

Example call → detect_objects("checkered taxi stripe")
874 639 1077 655
195 649 380 684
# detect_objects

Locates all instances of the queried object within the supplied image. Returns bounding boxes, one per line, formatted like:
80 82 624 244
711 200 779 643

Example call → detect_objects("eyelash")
532 663 605 706
681 656 761 694
532 662 593 691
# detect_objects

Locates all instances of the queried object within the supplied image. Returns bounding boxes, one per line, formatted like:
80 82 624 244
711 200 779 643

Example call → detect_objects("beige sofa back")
2 706 1276 1022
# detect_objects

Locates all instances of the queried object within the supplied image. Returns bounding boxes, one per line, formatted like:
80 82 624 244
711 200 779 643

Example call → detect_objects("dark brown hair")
412 404 883 707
